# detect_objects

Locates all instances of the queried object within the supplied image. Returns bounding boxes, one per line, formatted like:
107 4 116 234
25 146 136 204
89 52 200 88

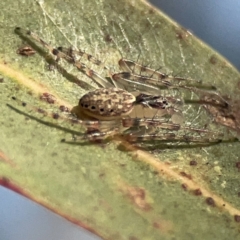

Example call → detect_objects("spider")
13 27 229 148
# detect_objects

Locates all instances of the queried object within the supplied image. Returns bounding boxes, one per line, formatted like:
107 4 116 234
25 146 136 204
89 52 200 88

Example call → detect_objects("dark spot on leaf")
52 113 59 119
209 55 218 65
181 183 188 191
193 189 202 196
190 160 197 166
234 215 240 222
59 105 69 112
180 171 192 180
206 197 215 206
235 162 240 170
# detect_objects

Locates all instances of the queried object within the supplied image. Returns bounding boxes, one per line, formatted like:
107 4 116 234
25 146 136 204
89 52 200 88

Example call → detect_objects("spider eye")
84 104 89 108
100 108 104 112
91 106 96 110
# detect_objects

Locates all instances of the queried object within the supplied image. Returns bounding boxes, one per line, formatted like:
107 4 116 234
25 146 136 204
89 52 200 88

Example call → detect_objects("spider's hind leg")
62 127 120 146
122 129 232 151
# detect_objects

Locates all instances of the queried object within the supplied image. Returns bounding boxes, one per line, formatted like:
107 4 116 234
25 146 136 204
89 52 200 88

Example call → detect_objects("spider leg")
118 59 215 89
11 97 121 133
112 70 216 94
122 118 180 129
122 132 238 151
118 113 233 148
63 128 120 143
122 131 226 144
112 72 165 94
56 47 108 70
27 30 113 88
112 69 229 109
54 48 113 88
113 58 221 106
56 46 118 88
124 132 239 150
122 117 220 135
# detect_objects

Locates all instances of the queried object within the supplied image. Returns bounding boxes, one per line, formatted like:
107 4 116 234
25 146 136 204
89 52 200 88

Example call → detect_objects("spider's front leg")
112 59 229 110
51 47 113 88
21 29 113 89
115 58 216 90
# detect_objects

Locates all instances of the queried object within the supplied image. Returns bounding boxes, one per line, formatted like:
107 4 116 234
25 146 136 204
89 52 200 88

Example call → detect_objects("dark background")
151 0 240 70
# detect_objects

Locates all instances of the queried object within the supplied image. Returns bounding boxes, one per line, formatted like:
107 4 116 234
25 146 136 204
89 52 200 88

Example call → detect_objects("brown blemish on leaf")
235 162 240 171
209 55 218 65
119 183 151 211
104 34 113 43
206 197 215 207
152 219 173 234
129 236 139 240
181 183 188 191
40 92 56 104
98 170 106 178
193 189 202 196
234 215 240 222
59 105 69 112
179 171 192 180
189 160 197 166
175 27 192 41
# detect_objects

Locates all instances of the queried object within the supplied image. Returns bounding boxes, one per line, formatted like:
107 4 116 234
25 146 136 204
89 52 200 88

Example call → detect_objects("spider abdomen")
79 87 136 120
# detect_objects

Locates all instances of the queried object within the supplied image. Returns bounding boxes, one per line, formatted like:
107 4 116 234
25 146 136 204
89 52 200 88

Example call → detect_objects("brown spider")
12 27 230 147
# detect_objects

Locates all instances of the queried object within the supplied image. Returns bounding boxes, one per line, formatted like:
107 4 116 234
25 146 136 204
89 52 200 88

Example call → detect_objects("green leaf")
1 0 240 239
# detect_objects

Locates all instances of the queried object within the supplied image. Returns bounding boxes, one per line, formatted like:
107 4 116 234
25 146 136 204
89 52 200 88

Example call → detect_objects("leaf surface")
1 0 240 239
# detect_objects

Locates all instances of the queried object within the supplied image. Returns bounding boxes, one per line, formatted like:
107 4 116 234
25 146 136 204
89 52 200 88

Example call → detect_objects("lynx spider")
13 28 225 146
